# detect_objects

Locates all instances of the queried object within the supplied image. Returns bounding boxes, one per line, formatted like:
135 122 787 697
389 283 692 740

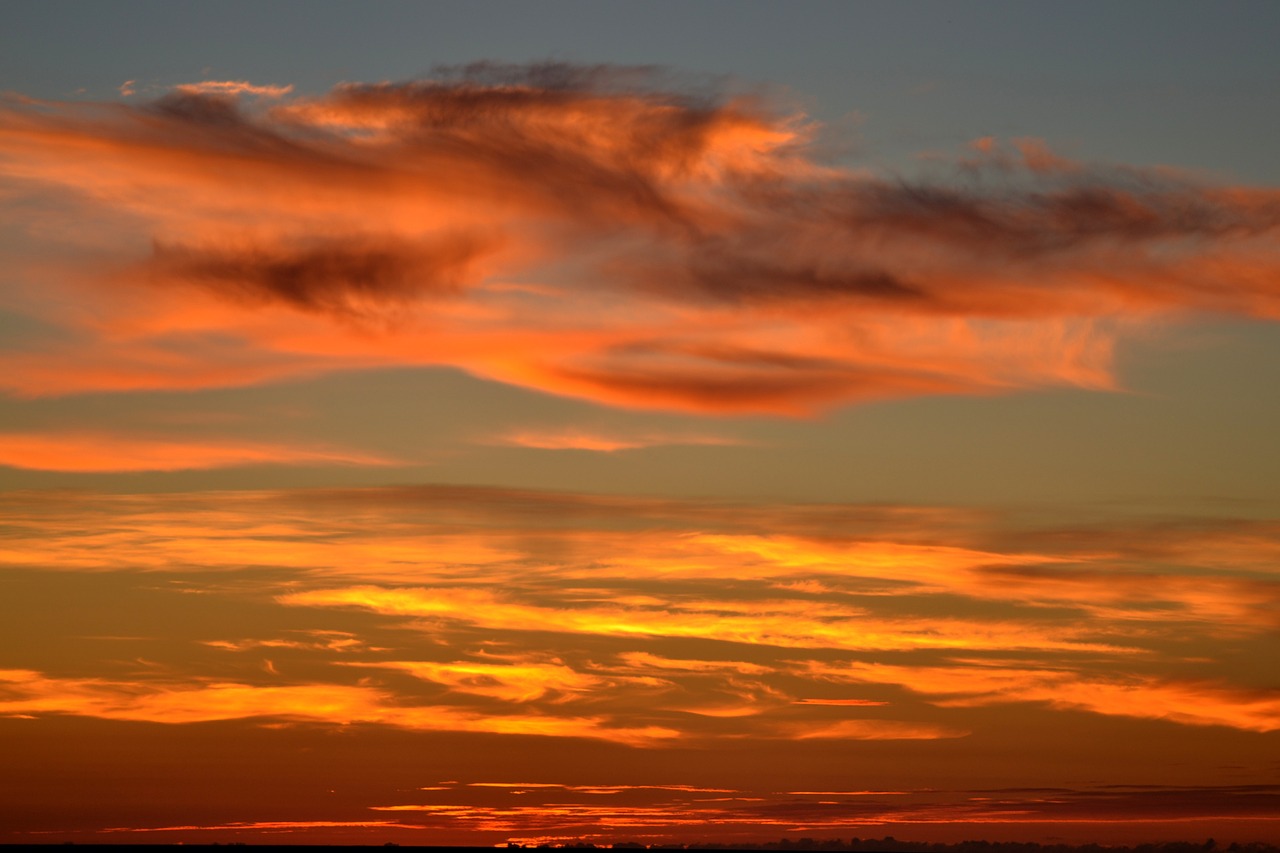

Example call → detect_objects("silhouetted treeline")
531 839 1279 853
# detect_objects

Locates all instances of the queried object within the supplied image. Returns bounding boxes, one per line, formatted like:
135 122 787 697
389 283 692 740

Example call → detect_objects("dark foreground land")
3 842 1279 853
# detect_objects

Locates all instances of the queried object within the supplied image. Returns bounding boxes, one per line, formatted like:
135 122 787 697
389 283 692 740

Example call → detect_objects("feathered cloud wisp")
3 63 1279 413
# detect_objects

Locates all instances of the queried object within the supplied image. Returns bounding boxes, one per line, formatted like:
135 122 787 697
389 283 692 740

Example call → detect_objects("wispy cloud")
0 669 676 745
340 657 623 703
492 428 749 452
800 660 1280 732
4 64 1278 412
0 431 393 471
84 781 1280 845
278 584 1127 655
173 80 294 98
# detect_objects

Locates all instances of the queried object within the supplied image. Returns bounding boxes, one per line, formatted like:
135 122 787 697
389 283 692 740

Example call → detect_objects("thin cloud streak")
278 584 1130 654
801 660 1280 732
173 80 295 98
0 669 677 745
35 779 1280 845
0 431 394 471
493 428 750 452
3 64 1279 412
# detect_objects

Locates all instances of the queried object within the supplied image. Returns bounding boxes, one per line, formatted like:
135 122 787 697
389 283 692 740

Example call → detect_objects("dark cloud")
147 234 493 318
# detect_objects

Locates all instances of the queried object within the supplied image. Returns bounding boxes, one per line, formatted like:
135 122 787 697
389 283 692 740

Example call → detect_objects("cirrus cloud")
0 431 394 472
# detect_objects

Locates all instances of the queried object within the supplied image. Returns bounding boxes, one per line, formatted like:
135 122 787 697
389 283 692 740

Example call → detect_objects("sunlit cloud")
0 431 393 471
35 780 1280 845
102 820 425 834
3 484 1273 637
4 484 1277 754
3 63 1279 413
203 630 384 654
173 80 295 98
361 781 1280 844
782 718 967 740
461 782 739 794
801 660 1280 732
615 652 773 676
0 669 677 745
341 658 625 703
278 584 1129 654
491 428 749 452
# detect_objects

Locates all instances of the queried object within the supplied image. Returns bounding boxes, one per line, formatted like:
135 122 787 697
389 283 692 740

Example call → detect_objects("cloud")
801 660 1280 732
615 652 773 676
146 233 494 319
4 485 1277 743
0 669 676 745
783 718 967 740
492 428 748 452
3 64 1279 412
102 820 423 835
203 630 382 654
0 431 393 471
341 658 621 703
278 584 1130 654
173 80 294 98
362 781 1280 845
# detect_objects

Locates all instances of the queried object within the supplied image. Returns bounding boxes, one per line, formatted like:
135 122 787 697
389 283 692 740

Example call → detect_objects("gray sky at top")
3 1 1279 510
5 0 1279 181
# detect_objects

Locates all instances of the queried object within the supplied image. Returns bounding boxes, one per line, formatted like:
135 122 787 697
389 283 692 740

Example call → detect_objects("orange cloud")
5 485 1277 744
102 820 424 835
3 64 1279 413
801 660 1280 732
341 658 622 703
7 484 1274 640
783 718 967 740
173 80 294 98
0 431 393 471
616 652 772 676
0 669 676 745
492 428 748 452
278 584 1130 654
203 630 382 654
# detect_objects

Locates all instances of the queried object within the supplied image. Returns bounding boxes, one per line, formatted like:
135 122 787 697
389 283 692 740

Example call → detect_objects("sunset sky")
2 1 1279 847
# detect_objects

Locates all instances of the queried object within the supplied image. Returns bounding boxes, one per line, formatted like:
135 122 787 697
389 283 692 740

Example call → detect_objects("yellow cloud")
0 669 678 745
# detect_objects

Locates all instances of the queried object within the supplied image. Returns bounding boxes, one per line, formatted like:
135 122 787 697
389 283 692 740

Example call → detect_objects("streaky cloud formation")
0 668 677 745
82 779 1280 846
492 427 749 452
173 80 295 98
3 63 1279 412
4 484 1277 745
0 431 392 471
2 480 1278 844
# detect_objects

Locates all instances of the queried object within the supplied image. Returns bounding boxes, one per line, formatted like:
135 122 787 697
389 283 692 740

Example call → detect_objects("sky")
1 1 1279 846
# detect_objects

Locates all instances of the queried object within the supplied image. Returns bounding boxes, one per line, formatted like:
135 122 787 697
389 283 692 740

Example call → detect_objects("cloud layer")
4 64 1279 412
3 483 1278 844
5 484 1277 744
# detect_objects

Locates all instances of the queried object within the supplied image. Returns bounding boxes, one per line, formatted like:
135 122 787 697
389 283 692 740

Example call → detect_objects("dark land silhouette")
4 839 1279 853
